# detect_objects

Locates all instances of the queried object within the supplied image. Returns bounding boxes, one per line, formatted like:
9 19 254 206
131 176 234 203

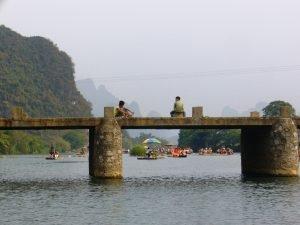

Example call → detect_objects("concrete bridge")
1 106 299 178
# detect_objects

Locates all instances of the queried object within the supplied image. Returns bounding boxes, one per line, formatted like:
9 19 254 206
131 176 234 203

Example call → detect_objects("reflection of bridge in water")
1 106 299 178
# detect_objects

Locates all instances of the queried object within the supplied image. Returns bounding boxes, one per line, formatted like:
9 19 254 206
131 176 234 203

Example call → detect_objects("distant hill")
221 102 268 117
147 110 161 117
0 25 92 117
128 101 142 117
0 26 92 154
76 79 179 141
76 79 118 116
76 78 143 116
221 106 239 117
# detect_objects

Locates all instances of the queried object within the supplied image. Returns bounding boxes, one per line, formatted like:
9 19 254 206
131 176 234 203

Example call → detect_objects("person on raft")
49 144 55 156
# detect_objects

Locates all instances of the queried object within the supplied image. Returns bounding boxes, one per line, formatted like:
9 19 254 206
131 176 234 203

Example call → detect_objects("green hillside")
0 25 92 117
0 26 92 154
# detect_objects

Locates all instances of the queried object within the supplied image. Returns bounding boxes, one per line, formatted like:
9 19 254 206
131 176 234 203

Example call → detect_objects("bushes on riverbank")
178 129 241 152
130 145 146 156
0 130 87 155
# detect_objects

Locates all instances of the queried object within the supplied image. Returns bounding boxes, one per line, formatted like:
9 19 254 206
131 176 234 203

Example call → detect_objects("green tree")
0 25 93 155
54 137 71 153
263 100 296 117
122 130 133 149
63 131 87 150
0 132 10 154
24 135 47 154
178 129 241 152
0 25 92 118
8 131 48 154
130 145 146 156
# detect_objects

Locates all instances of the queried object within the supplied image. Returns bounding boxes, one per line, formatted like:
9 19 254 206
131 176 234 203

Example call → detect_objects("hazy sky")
1 0 300 116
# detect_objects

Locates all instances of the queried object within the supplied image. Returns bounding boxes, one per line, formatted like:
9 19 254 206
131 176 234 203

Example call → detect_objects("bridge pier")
241 113 299 177
89 107 123 178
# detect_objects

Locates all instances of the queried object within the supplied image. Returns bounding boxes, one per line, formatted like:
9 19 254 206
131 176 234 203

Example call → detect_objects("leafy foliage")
0 131 48 154
263 100 295 117
122 130 133 150
53 136 71 153
130 145 146 156
0 25 92 117
63 130 87 150
0 26 92 154
0 132 10 154
178 129 241 152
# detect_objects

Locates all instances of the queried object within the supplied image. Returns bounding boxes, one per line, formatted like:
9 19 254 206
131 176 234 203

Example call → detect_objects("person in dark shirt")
115 100 134 118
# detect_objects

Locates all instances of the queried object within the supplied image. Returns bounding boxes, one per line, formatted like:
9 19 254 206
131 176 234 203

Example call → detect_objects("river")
0 154 300 225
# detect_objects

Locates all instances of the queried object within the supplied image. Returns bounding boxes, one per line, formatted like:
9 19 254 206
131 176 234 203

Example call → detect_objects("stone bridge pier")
241 107 299 176
89 107 123 178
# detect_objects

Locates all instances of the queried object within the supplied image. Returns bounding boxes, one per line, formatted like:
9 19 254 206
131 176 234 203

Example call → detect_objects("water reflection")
1 155 300 225
89 177 124 187
242 176 300 186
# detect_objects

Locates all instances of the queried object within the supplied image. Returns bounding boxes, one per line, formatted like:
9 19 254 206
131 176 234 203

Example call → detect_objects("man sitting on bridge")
170 96 186 117
115 100 134 118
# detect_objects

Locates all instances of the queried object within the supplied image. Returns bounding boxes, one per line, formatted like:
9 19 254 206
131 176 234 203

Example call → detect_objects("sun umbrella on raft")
142 138 161 144
143 138 161 156
142 138 162 151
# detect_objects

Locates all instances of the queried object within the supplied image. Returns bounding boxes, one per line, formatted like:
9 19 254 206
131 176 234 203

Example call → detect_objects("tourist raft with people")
45 145 60 160
170 147 188 158
199 147 234 155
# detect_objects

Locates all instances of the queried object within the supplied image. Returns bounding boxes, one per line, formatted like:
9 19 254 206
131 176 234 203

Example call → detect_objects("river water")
0 154 300 225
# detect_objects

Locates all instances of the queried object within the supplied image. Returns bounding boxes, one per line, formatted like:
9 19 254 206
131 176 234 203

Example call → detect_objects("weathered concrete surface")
0 117 101 130
192 107 203 118
250 111 260 118
118 117 278 129
293 118 300 128
0 116 300 130
89 118 123 178
241 118 299 176
269 118 299 176
11 107 29 120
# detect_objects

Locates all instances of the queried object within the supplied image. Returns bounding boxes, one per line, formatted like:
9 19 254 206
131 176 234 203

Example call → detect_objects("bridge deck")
118 117 277 129
0 117 299 130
